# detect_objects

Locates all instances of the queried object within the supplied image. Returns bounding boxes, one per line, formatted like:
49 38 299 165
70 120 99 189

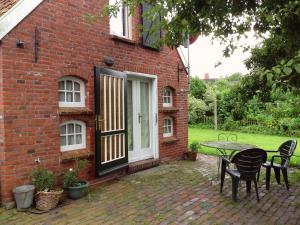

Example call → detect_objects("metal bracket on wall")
177 62 188 83
34 27 40 63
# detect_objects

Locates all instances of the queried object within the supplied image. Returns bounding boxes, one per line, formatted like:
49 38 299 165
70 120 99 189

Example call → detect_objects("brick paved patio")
1 154 300 225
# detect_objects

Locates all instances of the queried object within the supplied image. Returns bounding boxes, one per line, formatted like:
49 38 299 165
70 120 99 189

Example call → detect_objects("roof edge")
0 0 44 40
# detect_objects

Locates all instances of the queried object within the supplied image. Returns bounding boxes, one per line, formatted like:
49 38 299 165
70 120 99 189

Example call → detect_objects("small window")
163 117 173 137
109 0 132 39
58 77 85 107
60 120 86 151
163 88 173 107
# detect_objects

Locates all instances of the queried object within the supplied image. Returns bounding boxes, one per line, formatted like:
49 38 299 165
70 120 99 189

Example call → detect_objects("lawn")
189 125 300 166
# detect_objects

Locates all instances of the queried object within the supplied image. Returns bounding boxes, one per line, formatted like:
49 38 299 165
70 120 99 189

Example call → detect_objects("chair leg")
282 168 289 190
266 166 271 190
232 178 239 201
220 158 227 193
257 168 260 182
274 168 281 184
253 179 260 202
246 180 251 194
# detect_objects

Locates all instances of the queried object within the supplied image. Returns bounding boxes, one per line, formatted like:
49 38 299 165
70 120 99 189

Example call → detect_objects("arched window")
163 87 173 107
163 117 173 137
60 120 86 151
58 77 85 107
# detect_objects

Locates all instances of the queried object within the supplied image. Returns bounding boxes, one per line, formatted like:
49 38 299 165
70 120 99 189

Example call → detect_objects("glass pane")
67 124 74 134
68 135 74 145
76 134 82 144
74 82 80 91
75 124 82 133
140 82 150 149
127 80 133 151
59 81 65 90
60 136 66 146
60 125 66 135
66 80 73 91
66 92 73 102
74 92 81 102
59 92 65 102
110 0 125 37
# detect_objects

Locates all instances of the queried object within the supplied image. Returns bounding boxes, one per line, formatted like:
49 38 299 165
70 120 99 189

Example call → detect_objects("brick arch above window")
58 76 85 107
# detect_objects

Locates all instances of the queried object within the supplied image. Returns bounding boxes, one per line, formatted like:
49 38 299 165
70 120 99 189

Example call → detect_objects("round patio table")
201 141 257 152
201 141 258 176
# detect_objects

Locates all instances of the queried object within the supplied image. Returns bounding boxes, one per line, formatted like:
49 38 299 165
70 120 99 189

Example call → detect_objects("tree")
189 76 206 99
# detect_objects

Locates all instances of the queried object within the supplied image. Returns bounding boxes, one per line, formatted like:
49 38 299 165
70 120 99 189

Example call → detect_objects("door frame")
125 71 159 162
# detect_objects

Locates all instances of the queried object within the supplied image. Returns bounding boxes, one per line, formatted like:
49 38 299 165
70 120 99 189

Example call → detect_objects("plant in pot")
63 159 89 200
31 168 63 211
186 142 200 161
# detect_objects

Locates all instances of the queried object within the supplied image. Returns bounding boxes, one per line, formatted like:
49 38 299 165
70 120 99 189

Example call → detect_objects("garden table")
200 141 257 176
201 141 257 154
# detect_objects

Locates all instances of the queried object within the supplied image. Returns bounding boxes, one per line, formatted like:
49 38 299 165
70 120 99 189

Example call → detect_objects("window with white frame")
109 0 132 39
163 87 173 107
60 120 86 151
58 77 85 107
163 117 173 137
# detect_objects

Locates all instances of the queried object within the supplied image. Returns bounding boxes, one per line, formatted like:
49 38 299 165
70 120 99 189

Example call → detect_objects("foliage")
189 76 206 99
189 141 200 152
63 159 89 187
188 95 207 124
30 168 55 192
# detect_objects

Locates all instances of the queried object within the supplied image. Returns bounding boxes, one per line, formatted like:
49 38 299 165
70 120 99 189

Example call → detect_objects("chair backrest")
278 140 297 167
218 133 238 142
231 148 267 180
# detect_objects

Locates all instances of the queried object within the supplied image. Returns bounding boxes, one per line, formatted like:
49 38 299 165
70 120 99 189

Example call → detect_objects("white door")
128 78 154 162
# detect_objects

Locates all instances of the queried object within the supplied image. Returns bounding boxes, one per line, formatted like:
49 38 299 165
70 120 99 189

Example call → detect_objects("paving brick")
0 155 300 224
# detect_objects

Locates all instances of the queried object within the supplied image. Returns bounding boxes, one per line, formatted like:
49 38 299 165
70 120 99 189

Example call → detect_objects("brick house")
0 0 188 204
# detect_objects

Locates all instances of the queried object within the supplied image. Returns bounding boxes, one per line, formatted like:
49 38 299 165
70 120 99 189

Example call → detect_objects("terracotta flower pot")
186 152 198 161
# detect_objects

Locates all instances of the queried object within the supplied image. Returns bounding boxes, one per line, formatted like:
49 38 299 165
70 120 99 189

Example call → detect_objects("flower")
69 168 73 172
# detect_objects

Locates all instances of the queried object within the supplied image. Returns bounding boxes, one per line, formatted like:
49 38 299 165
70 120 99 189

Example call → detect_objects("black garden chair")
257 140 297 190
220 148 267 201
216 133 238 175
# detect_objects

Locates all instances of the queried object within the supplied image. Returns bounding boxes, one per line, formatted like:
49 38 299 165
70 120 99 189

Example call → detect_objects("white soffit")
0 0 44 40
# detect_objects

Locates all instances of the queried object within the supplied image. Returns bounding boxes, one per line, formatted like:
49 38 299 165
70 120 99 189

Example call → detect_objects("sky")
178 33 262 79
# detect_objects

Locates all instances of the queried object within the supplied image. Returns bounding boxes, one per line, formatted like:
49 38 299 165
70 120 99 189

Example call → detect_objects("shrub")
63 159 89 187
189 142 201 152
31 168 55 192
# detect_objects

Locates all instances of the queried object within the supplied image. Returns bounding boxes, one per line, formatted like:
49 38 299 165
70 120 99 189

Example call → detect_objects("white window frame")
58 77 85 107
163 117 173 138
109 0 132 39
60 120 86 152
163 87 173 107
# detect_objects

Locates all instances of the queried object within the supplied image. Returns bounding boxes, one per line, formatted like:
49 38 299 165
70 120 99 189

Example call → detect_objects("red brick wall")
0 0 188 203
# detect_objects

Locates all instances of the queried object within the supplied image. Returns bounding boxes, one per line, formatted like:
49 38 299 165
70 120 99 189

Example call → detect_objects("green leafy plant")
63 159 89 187
189 142 200 153
30 168 55 192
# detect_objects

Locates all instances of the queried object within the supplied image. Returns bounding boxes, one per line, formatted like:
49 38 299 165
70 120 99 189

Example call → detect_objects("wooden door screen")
94 67 128 176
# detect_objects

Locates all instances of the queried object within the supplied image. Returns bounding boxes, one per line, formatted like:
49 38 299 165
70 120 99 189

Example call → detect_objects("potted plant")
186 142 200 161
31 168 63 211
63 159 89 200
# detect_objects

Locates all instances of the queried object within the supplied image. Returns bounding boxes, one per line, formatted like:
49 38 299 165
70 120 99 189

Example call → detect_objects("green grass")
189 125 300 166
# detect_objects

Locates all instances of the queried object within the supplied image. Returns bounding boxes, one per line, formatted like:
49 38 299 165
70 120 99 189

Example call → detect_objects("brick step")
128 158 160 173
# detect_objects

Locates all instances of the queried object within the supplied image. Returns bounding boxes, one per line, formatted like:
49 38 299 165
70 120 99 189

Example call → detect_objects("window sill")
110 35 137 45
61 149 94 163
59 107 93 116
159 107 179 113
162 136 179 144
